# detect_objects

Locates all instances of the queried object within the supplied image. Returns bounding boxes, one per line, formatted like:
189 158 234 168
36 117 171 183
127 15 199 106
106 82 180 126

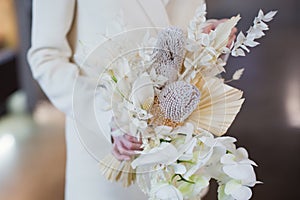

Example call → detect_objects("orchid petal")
155 126 173 136
231 185 252 200
223 164 256 181
131 73 154 110
218 185 235 200
151 183 183 200
131 143 179 169
221 154 236 165
224 180 241 196
171 163 187 175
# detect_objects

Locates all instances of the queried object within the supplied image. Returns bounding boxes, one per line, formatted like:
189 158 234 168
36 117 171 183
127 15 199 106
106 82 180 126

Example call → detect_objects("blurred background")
0 0 299 199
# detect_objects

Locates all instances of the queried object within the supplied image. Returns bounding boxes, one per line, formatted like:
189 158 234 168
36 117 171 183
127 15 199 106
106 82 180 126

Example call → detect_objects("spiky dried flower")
158 81 201 122
148 97 182 128
152 27 186 82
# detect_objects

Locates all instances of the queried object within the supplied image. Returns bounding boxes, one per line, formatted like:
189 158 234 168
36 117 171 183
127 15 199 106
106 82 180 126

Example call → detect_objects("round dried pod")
152 27 186 82
148 97 182 128
158 81 201 122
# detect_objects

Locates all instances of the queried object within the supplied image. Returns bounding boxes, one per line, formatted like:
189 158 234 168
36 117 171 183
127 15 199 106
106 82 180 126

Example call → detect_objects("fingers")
116 139 138 154
219 18 228 23
202 24 214 34
112 140 134 161
122 138 143 151
212 18 227 28
230 27 238 40
203 18 228 34
227 27 238 48
111 134 143 161
124 134 143 145
227 34 236 48
112 145 131 161
231 27 238 35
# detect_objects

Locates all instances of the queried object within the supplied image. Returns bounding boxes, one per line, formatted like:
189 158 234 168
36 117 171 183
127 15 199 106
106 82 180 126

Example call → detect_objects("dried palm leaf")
186 76 244 136
99 154 136 187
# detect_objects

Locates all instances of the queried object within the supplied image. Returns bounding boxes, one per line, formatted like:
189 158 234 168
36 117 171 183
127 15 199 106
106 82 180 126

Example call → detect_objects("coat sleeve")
27 0 113 146
27 0 78 116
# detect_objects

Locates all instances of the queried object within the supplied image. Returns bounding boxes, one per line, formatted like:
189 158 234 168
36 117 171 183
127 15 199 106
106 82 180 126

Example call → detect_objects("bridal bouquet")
98 2 276 200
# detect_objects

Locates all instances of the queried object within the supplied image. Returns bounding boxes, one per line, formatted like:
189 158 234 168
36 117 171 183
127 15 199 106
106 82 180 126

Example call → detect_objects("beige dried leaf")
232 68 245 80
99 154 136 187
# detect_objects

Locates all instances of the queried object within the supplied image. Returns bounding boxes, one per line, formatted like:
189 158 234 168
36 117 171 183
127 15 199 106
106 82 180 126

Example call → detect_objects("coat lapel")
137 0 170 27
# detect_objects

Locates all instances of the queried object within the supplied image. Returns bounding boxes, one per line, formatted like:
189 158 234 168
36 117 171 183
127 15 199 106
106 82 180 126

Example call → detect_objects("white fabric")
28 0 203 199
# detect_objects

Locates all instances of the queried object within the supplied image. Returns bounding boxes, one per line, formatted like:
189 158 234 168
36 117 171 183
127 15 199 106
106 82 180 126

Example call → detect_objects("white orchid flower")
131 72 154 111
214 147 259 200
131 134 197 169
173 123 195 142
195 131 229 180
221 147 257 167
215 136 237 153
132 118 148 130
113 76 131 102
150 183 183 200
178 137 197 161
169 163 187 175
111 72 155 136
218 180 252 200
154 126 174 142
221 148 257 186
222 164 256 187
182 143 215 180
178 175 210 199
131 142 179 169
154 126 173 136
110 57 131 80
204 147 228 182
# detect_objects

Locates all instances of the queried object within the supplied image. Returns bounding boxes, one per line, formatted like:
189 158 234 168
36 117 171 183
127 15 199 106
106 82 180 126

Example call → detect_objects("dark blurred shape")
14 0 46 112
203 0 300 200
0 49 18 115
0 38 4 49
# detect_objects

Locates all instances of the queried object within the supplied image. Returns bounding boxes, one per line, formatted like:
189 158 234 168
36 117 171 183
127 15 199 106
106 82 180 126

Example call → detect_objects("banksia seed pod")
152 27 186 82
158 81 201 122
152 63 178 83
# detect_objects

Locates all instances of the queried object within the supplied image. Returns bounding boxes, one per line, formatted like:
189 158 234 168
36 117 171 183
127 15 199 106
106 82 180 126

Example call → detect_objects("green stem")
171 174 195 184
160 139 172 143
177 160 194 164
111 75 118 83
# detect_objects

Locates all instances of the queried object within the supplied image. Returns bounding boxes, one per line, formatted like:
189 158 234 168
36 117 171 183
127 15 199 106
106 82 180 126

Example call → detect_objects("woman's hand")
203 19 238 48
112 134 143 161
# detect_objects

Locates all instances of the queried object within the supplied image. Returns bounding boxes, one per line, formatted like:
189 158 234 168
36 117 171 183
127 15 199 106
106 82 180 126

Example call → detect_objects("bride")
28 0 236 199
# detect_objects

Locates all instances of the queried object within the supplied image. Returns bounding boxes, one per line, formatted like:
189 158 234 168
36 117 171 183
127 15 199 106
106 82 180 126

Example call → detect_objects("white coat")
28 0 203 199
